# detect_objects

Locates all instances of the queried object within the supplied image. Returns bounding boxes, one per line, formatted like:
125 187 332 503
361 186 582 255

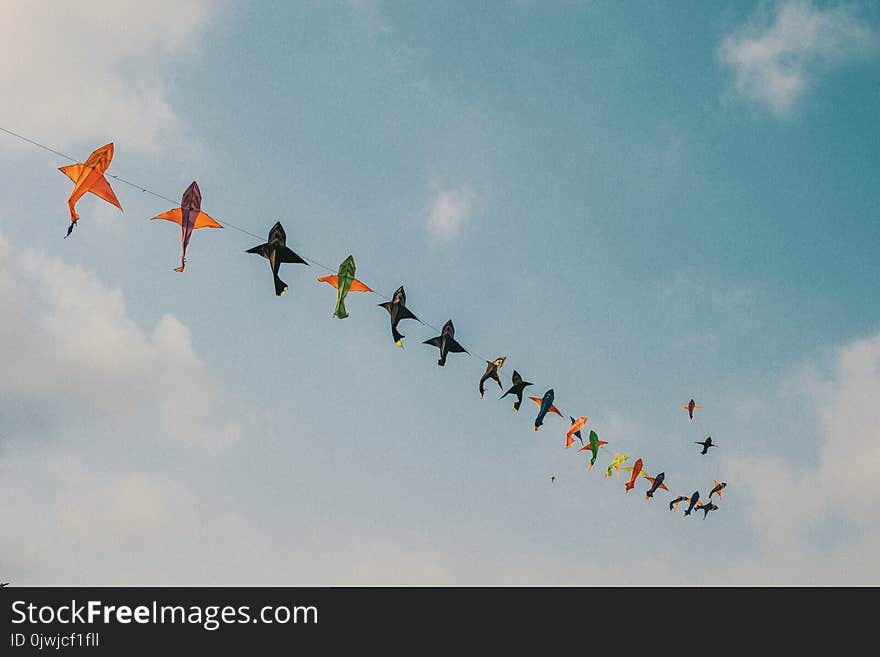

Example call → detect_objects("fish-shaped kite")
578 430 608 469
246 221 309 296
566 416 588 448
696 437 715 454
645 472 668 500
58 142 122 237
318 255 373 318
423 319 467 366
682 398 701 421
530 389 562 431
604 453 629 478
378 286 419 347
696 500 718 519
500 370 533 412
669 495 688 511
624 458 643 492
709 480 727 500
151 181 222 272
683 491 700 517
479 357 506 399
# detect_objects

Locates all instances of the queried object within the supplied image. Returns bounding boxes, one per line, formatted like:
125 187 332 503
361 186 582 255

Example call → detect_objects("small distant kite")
695 437 715 454
152 181 222 272
696 500 718 519
709 480 727 500
479 357 506 399
578 430 608 469
565 416 588 449
423 319 467 366
500 370 533 412
318 255 372 318
378 286 418 347
58 142 122 237
246 221 309 296
669 495 688 511
624 458 643 492
530 389 562 431
683 491 700 517
644 472 668 500
605 453 629 479
682 399 701 421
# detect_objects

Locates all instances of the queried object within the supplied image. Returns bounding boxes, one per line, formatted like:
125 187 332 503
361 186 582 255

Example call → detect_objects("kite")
624 458 643 492
682 398 701 421
423 319 467 366
530 389 562 431
378 286 418 347
318 255 373 318
683 491 700 517
669 495 688 511
479 357 506 399
604 453 629 478
644 472 668 500
500 370 533 412
565 416 588 449
550 476 556 484
696 437 715 454
578 430 608 469
0 582 8 587
246 221 309 296
151 181 222 272
709 480 727 500
696 500 719 519
58 142 122 237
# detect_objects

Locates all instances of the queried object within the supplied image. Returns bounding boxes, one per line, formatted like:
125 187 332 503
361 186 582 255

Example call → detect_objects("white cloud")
0 1 220 153
0 233 240 447
719 1 876 118
724 330 880 583
426 186 476 241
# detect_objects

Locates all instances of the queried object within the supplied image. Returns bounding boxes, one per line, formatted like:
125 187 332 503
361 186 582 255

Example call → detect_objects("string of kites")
5 135 729 520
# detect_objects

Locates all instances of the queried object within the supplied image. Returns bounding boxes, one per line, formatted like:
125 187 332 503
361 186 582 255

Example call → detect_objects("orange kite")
58 143 122 237
151 181 222 272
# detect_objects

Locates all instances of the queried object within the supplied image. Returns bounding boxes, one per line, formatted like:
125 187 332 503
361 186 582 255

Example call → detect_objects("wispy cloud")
0 1 222 153
719 1 876 118
425 186 476 241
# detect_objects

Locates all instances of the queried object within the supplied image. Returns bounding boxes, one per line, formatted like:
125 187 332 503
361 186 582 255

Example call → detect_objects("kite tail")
274 273 288 297
438 355 446 366
65 221 75 238
513 400 521 412
335 297 348 319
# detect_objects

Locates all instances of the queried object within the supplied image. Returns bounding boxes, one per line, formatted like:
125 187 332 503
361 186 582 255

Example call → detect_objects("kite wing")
59 164 122 209
548 405 563 417
397 306 418 321
278 246 309 265
194 211 222 229
423 336 443 348
446 338 467 354
58 164 85 182
318 275 339 287
348 278 373 293
152 208 184 224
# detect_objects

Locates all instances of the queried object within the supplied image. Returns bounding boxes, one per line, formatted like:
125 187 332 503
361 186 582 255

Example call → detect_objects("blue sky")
1 0 879 584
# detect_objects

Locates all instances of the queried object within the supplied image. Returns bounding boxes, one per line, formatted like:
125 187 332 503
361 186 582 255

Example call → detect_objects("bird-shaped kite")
246 221 309 295
578 430 608 469
423 319 467 366
58 142 122 237
151 181 222 272
500 370 533 412
566 416 588 448
696 436 715 454
682 398 701 421
318 255 372 318
530 389 563 431
479 357 506 399
378 286 418 347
